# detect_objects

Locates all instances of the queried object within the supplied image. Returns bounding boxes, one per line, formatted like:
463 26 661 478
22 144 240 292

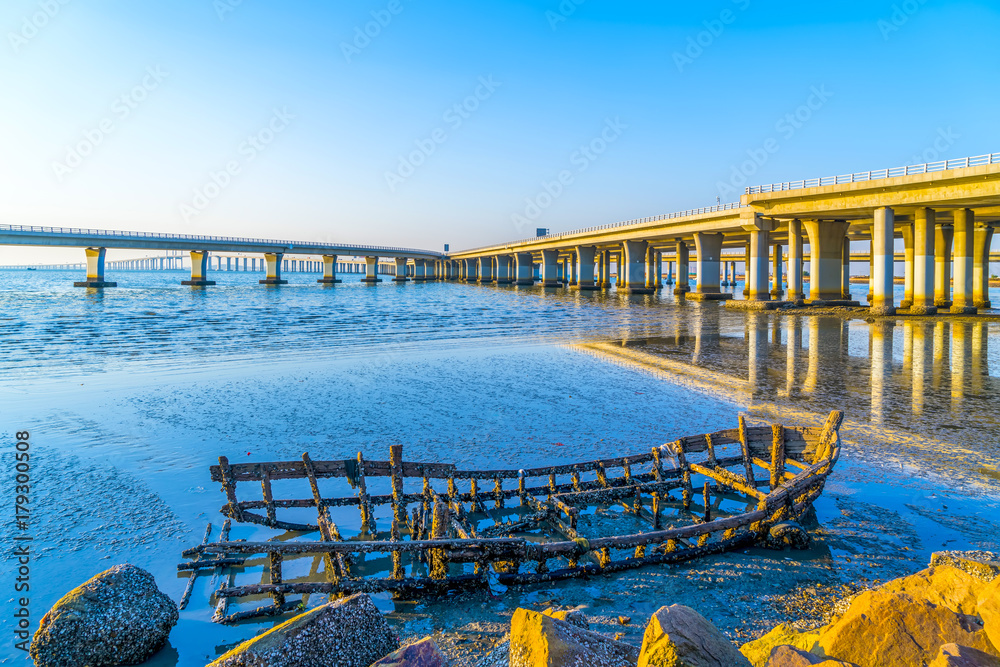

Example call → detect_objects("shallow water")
2 269 1000 665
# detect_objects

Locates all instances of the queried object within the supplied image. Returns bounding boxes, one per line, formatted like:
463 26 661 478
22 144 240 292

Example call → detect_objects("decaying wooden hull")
179 411 844 624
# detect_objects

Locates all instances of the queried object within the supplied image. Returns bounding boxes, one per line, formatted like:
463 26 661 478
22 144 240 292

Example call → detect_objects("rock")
372 637 449 666
637 604 751 667
765 645 858 666
979 577 1000 652
30 563 178 667
740 624 821 667
929 643 1000 667
931 552 1000 582
476 639 510 667
620 616 633 626
209 593 398 667
879 565 986 615
508 607 639 667
817 590 997 667
542 607 590 630
766 522 811 550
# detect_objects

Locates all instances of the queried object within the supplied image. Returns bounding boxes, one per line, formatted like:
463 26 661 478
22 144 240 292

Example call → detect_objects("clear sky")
2 0 998 263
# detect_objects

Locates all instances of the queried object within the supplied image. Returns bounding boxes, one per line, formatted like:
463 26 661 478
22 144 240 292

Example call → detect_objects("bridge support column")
515 252 534 285
393 258 408 282
911 208 938 314
841 236 851 299
747 227 772 302
540 250 560 287
673 241 690 295
901 224 914 308
463 258 479 283
621 240 653 294
362 256 382 284
414 259 428 282
934 223 954 307
318 255 342 284
951 210 976 313
74 247 117 287
259 253 288 285
973 222 994 309
742 242 751 297
787 219 804 302
576 245 597 290
721 259 730 287
687 232 731 301
478 256 494 283
644 246 657 289
802 220 853 304
664 260 674 286
771 243 784 298
871 207 896 315
182 250 216 286
495 255 513 284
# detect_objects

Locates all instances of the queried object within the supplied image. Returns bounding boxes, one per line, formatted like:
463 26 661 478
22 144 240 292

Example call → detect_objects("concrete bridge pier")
464 258 479 283
597 250 610 288
934 223 955 308
673 240 690 295
74 247 117 287
362 256 383 284
496 255 513 284
621 240 653 294
644 246 659 290
901 224 914 308
911 208 938 314
318 255 343 284
425 259 438 281
742 242 751 297
870 207 897 315
687 232 731 301
478 256 494 283
664 260 674 286
803 220 853 305
788 219 805 305
747 224 773 303
259 252 288 285
182 250 216 286
576 245 598 290
393 258 408 282
721 260 730 287
515 252 534 285
541 249 560 287
841 237 851 300
973 223 994 309
771 243 785 299
414 259 428 282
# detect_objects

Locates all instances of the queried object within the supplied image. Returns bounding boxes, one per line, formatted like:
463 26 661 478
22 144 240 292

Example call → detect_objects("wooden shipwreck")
180 411 844 624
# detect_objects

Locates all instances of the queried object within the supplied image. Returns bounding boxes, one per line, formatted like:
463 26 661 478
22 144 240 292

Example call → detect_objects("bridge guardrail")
454 202 746 256
0 225 443 257
745 152 1000 195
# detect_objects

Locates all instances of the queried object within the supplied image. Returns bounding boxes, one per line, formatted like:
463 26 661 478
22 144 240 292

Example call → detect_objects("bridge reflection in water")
574 314 998 485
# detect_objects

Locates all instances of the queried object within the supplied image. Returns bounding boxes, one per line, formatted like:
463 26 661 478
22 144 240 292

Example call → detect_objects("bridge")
0 226 444 287
447 153 1000 315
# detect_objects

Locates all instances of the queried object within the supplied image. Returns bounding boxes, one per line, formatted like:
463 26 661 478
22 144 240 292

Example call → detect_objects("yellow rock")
928 642 1000 666
765 645 858 666
637 604 752 667
879 565 985 616
740 625 821 667
542 607 590 629
509 608 639 667
817 590 997 667
979 577 1000 652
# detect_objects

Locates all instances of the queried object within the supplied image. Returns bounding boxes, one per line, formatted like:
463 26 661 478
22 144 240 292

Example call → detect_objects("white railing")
0 224 443 257
745 152 1000 195
454 202 746 256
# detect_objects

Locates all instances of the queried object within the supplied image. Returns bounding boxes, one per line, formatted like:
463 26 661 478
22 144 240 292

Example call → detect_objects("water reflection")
579 315 999 467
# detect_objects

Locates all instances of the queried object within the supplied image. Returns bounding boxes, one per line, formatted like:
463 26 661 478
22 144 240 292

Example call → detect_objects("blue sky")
2 0 998 263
